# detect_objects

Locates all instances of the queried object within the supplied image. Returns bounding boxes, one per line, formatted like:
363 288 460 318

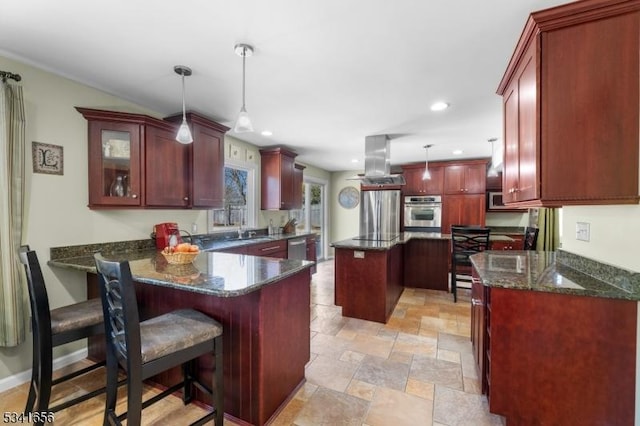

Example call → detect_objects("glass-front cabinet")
87 120 142 207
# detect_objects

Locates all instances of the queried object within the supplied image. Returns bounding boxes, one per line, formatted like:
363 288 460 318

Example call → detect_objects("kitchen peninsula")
470 250 639 425
49 237 315 426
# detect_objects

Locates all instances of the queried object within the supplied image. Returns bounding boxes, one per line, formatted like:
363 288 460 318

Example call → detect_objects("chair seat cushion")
139 309 222 363
50 298 104 335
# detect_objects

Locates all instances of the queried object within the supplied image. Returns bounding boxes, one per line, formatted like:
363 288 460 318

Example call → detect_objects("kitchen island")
49 245 314 426
331 232 515 323
470 250 639 425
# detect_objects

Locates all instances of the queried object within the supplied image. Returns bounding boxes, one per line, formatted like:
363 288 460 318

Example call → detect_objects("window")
209 160 256 231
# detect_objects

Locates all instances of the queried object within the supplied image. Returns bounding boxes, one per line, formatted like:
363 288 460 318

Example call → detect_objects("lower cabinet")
489 234 524 251
442 194 486 233
306 235 317 274
471 266 636 425
334 245 403 323
403 239 448 291
245 240 287 259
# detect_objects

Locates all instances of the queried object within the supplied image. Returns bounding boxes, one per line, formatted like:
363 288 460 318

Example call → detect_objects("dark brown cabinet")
497 1 640 206
260 147 303 210
293 163 305 210
245 239 287 258
472 264 636 425
403 239 448 291
401 164 444 195
78 108 228 209
144 123 190 207
306 235 317 274
444 160 487 195
84 117 143 208
470 271 487 394
490 234 524 251
165 112 227 208
441 160 488 233
441 194 485 234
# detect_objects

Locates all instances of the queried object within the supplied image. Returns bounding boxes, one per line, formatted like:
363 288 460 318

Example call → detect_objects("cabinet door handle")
471 298 484 307
183 197 189 201
131 194 138 199
261 245 281 252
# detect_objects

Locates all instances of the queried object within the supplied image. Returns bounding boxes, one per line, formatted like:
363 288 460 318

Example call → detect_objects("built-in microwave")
487 191 518 211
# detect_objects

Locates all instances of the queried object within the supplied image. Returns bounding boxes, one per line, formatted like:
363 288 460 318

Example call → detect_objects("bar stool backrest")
524 227 539 250
94 254 142 370
451 226 491 265
18 246 53 359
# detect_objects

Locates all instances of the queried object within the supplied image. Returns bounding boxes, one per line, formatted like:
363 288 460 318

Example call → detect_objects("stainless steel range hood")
350 135 405 186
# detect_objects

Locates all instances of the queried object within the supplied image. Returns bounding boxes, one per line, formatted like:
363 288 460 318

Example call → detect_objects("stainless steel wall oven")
403 195 442 232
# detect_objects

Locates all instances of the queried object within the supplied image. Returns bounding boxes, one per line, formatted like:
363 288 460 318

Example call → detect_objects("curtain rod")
0 70 22 82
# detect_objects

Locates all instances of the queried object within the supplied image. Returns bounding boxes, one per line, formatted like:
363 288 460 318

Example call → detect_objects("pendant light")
487 138 499 177
234 43 254 133
174 65 193 144
422 144 434 180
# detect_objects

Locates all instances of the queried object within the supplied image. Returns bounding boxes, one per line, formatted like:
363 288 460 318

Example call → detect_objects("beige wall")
328 170 362 256
561 205 640 272
0 55 332 382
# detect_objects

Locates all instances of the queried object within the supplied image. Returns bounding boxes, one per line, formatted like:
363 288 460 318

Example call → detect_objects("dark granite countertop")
331 232 513 251
470 250 640 301
48 232 316 298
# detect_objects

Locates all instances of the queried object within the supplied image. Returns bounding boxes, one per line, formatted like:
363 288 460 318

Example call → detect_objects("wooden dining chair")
94 253 224 425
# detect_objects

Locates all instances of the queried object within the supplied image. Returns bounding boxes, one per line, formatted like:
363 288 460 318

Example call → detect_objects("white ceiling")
0 0 570 172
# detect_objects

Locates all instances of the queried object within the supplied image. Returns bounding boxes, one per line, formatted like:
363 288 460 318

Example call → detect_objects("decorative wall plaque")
32 141 63 175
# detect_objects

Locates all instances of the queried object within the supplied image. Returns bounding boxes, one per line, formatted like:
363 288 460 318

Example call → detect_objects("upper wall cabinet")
77 108 228 209
401 163 444 195
443 160 487 195
164 112 228 208
497 0 640 206
260 147 303 210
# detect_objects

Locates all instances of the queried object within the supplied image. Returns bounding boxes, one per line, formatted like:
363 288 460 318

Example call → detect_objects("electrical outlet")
576 222 590 242
191 222 197 233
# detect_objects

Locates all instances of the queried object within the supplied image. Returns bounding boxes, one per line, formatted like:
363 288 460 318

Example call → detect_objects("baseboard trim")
0 348 88 393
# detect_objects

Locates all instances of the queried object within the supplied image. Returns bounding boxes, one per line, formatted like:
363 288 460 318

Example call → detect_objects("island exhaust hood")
349 135 405 186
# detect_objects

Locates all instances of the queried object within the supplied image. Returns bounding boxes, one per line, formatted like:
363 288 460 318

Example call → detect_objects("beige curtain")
536 207 560 251
0 80 27 347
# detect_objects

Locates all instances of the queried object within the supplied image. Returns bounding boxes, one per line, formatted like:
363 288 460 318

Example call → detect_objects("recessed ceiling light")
452 149 463 155
351 158 359 163
261 130 273 136
430 102 450 112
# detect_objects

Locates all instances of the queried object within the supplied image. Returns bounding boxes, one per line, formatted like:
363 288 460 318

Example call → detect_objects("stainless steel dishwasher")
287 238 307 260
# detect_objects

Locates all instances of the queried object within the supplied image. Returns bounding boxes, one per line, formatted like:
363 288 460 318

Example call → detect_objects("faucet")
248 231 257 238
237 227 243 239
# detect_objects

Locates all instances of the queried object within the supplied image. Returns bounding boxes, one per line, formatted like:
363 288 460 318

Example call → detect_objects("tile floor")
0 259 505 425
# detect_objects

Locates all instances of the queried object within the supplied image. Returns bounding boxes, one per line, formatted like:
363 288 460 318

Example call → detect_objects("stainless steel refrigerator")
358 189 400 240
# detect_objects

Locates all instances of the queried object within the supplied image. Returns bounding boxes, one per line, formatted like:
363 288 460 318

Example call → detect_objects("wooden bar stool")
94 253 224 425
18 246 106 424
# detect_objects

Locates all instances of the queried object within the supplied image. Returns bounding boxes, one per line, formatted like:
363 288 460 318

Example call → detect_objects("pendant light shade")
422 144 433 180
174 65 193 144
234 44 254 133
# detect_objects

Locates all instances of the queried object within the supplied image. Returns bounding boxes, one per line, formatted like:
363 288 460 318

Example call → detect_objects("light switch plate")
354 251 365 259
576 222 590 242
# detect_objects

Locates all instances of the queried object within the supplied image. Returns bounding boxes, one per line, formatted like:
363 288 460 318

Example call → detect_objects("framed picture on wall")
32 141 64 175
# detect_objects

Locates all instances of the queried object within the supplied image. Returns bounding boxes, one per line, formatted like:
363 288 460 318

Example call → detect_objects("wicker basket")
161 251 199 265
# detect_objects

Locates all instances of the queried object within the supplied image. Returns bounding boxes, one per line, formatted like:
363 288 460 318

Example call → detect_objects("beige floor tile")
365 386 433 426
394 332 438 357
294 387 369 426
406 378 435 400
310 332 352 358
346 379 377 401
437 348 461 364
305 354 359 392
348 334 395 359
352 355 410 391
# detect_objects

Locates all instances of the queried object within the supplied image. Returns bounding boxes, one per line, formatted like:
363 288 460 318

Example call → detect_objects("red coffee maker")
154 222 182 249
